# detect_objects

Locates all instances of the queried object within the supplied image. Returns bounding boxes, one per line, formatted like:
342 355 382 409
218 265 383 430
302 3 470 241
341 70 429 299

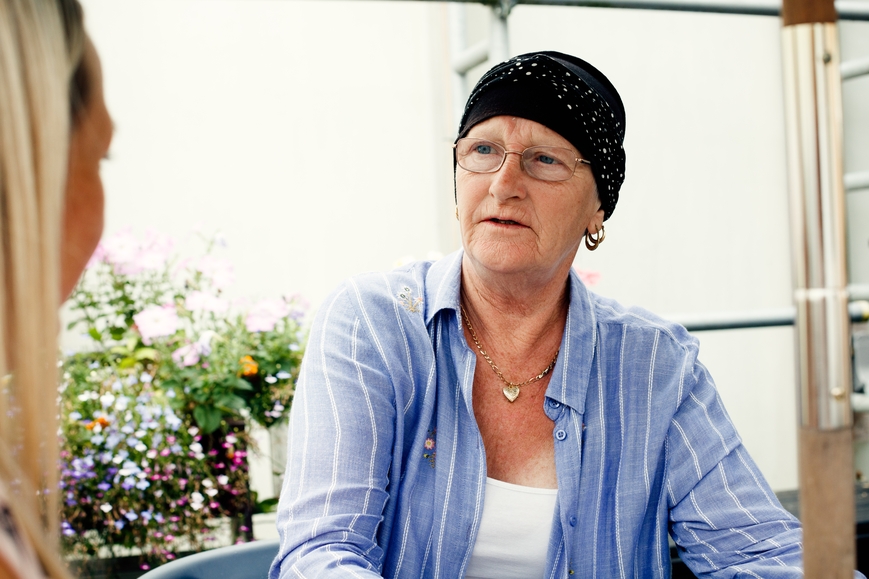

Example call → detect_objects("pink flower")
101 228 175 274
85 244 107 269
185 291 228 314
134 229 175 271
102 228 141 273
575 268 601 287
245 299 289 332
171 344 200 367
197 255 235 289
133 305 179 344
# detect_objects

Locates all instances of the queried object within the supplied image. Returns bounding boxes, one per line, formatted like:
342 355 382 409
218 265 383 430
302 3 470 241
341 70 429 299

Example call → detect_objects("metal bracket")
854 331 869 394
494 0 518 18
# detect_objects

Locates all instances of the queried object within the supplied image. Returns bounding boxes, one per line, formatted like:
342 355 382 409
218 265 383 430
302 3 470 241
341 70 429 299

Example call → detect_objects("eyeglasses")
453 138 591 182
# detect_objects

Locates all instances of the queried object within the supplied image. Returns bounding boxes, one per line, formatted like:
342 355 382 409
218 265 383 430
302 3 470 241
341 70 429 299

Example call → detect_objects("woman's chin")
464 244 540 277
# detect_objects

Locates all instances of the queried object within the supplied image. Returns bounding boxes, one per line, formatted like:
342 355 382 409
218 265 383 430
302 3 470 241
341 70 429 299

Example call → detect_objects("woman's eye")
474 144 493 155
536 154 559 165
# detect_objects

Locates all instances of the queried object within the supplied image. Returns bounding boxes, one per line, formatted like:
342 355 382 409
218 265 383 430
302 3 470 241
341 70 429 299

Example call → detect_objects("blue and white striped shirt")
271 250 809 578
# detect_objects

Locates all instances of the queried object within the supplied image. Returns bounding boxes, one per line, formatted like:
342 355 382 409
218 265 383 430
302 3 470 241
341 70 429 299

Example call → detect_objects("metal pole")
668 300 869 332
368 0 869 21
488 1 512 63
781 0 854 575
449 3 471 127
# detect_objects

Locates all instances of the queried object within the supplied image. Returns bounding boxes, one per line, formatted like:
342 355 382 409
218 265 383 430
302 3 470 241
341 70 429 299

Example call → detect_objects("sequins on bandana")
459 54 626 220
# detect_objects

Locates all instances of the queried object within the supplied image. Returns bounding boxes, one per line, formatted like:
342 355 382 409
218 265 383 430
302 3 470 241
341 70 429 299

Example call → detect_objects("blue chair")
139 539 279 579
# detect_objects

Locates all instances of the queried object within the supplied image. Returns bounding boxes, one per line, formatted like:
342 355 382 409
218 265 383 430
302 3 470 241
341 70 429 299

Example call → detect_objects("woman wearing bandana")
270 52 812 578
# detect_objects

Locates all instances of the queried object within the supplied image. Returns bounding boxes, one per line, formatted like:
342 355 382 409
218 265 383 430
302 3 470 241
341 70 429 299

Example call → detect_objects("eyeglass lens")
454 138 580 182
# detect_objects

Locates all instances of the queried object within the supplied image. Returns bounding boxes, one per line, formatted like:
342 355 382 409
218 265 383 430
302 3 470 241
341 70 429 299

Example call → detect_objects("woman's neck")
459 254 571 355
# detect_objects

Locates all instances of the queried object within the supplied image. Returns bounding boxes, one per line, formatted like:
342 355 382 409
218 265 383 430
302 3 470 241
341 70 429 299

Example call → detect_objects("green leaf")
216 394 246 410
88 327 101 341
255 497 279 514
134 348 159 361
193 405 222 434
233 378 254 391
118 356 137 370
109 326 127 340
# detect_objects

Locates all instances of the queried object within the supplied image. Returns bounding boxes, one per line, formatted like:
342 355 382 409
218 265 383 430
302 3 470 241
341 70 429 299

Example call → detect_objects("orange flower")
85 416 110 430
239 355 258 377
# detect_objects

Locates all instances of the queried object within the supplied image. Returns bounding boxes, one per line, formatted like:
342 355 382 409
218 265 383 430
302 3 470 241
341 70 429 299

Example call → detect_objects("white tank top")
464 477 558 579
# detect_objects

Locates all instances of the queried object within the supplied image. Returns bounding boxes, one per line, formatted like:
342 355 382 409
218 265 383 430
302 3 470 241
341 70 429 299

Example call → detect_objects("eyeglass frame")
452 137 592 183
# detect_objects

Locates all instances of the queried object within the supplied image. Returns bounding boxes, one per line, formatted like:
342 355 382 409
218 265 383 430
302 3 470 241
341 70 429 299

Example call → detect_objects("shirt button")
555 429 567 441
548 399 561 409
569 516 577 527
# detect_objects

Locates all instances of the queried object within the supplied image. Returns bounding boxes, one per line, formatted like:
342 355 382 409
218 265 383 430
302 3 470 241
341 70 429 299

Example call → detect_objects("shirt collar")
424 249 463 325
545 267 597 413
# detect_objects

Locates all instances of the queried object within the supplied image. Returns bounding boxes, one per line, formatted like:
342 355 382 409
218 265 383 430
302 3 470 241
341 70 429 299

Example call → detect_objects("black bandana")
456 51 626 221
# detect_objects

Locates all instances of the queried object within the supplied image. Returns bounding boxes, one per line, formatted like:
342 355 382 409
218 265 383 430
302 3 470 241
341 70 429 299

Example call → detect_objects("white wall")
80 0 459 308
77 0 869 492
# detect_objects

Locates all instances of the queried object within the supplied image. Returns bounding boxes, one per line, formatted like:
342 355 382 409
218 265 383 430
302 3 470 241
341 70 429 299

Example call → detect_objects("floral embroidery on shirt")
423 429 436 468
396 286 423 314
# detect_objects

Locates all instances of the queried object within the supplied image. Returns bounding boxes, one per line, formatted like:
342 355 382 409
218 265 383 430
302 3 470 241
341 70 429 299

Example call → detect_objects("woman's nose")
489 151 528 200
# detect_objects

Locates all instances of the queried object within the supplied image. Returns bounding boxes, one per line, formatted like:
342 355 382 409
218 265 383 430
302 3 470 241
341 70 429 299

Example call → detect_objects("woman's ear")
586 208 605 237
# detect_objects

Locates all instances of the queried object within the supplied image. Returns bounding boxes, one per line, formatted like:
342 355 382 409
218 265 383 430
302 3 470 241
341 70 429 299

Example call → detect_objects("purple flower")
245 299 289 333
165 414 181 430
133 305 179 345
105 433 122 449
97 482 111 491
114 520 125 530
61 521 76 536
124 511 139 521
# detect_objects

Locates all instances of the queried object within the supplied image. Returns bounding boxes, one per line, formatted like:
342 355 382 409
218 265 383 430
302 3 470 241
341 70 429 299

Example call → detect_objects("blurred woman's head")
61 35 111 298
0 1 98 576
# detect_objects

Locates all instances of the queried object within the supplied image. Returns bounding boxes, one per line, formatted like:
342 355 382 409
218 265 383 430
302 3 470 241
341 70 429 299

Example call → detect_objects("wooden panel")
799 426 856 578
782 0 838 26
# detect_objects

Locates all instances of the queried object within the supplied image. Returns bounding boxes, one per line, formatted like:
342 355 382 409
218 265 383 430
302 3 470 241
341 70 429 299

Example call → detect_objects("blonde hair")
0 0 85 577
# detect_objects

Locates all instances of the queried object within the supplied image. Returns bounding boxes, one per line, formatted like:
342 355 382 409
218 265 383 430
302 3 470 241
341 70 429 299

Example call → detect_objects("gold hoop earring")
585 224 605 251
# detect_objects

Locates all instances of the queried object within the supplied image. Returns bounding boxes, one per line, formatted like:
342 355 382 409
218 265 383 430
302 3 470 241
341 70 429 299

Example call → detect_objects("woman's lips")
488 218 522 226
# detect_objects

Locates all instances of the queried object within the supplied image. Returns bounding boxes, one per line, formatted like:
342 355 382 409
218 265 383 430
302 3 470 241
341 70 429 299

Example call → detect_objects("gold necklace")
460 305 559 403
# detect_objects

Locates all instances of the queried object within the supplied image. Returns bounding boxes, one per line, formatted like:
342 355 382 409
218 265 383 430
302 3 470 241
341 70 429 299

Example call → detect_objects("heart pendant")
502 385 520 402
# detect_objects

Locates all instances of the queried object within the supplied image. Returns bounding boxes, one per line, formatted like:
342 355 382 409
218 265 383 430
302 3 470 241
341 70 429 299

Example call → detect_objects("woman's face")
456 115 604 280
60 37 112 299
